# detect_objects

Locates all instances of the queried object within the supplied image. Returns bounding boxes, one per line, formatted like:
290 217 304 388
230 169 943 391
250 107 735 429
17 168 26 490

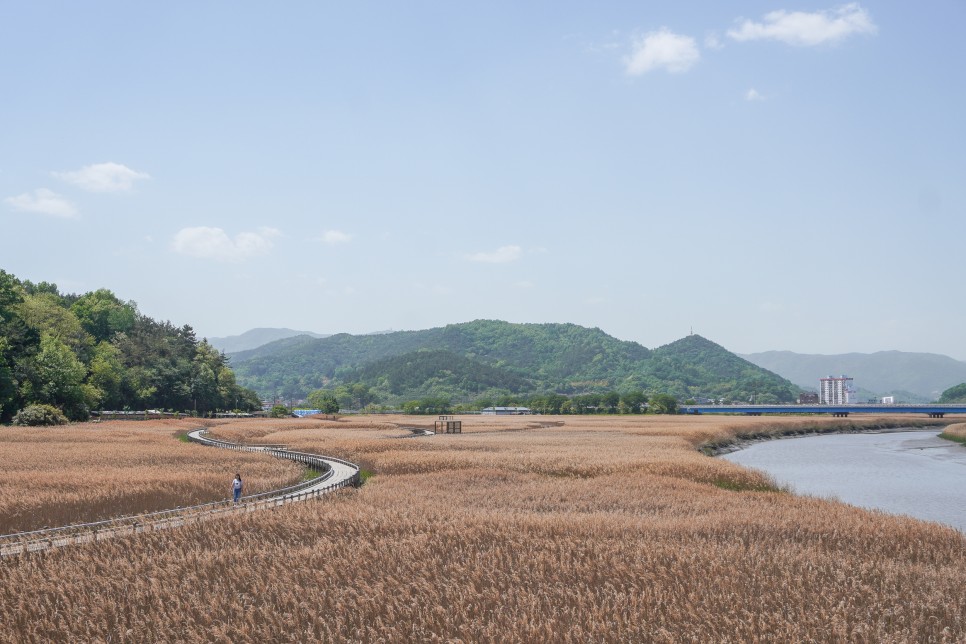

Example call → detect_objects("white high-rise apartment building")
820 376 855 405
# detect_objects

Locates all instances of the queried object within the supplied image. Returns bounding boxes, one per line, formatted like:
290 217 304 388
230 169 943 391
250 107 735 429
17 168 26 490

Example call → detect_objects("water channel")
721 429 966 532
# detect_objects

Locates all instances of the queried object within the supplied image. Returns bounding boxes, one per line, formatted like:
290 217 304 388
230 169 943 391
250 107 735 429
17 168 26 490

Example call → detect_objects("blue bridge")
681 404 966 418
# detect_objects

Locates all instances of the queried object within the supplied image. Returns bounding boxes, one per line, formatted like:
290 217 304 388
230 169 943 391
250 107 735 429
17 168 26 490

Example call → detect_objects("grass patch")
175 431 191 443
711 476 784 493
302 467 325 482
939 432 966 445
359 469 375 485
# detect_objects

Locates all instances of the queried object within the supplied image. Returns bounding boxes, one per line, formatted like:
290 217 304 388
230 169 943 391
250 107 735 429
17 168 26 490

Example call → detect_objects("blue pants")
233 488 241 502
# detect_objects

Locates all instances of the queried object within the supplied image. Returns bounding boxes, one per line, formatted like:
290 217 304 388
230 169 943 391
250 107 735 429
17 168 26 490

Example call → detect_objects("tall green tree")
70 289 136 343
648 393 678 415
23 334 96 420
307 389 340 413
88 341 125 410
0 337 17 422
17 292 90 355
601 391 620 413
191 341 228 413
0 271 26 421
619 390 648 414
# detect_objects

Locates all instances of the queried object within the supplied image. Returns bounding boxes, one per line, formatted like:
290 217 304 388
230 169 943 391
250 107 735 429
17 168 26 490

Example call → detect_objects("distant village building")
798 392 820 404
881 396 896 405
481 406 531 415
820 376 855 405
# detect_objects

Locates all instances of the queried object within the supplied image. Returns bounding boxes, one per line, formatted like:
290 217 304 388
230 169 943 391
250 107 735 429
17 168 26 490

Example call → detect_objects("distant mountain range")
208 328 328 354
227 320 800 404
216 325 966 404
740 350 966 402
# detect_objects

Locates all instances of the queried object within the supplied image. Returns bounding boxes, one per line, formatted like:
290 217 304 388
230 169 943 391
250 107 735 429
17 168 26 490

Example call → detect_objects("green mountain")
342 349 530 399
230 320 800 404
647 335 799 403
740 350 966 401
208 328 328 354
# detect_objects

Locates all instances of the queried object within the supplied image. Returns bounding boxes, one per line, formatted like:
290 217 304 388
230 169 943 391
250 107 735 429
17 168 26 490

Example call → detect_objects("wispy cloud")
745 88 766 101
321 230 352 245
171 226 279 262
5 188 78 218
625 28 700 75
467 245 523 264
727 3 877 47
54 162 150 193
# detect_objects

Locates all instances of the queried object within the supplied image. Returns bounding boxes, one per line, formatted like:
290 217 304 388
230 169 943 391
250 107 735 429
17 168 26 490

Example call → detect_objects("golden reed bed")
0 419 302 533
1 414 964 642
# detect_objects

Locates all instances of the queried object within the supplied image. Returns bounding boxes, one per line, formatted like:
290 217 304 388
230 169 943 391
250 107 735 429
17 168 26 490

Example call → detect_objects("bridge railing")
682 404 966 417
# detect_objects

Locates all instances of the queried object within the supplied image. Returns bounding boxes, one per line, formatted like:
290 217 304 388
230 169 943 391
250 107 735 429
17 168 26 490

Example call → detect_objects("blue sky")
2 2 964 358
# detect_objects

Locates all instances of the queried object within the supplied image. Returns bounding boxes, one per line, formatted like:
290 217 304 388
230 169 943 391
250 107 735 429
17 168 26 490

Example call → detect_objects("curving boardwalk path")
0 429 360 558
185 429 361 493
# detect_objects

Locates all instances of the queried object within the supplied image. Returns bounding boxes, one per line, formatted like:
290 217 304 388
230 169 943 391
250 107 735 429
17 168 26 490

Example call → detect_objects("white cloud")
53 162 150 193
727 3 877 47
745 88 766 101
171 226 278 262
625 28 700 75
705 32 724 50
4 188 78 218
321 230 352 245
467 245 523 264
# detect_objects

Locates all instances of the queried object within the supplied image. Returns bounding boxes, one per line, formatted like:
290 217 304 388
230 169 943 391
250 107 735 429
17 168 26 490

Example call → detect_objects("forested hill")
648 335 800 403
0 269 260 423
230 320 800 404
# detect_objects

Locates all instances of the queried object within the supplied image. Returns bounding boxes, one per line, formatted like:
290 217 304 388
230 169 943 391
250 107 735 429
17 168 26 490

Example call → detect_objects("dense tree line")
0 270 260 423
302 385 679 415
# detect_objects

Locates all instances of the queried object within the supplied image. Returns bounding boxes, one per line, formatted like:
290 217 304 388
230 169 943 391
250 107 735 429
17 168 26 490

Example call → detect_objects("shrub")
12 404 69 426
269 405 290 418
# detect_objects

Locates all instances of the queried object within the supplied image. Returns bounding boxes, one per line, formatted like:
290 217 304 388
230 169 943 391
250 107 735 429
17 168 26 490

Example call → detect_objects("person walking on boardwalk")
232 473 243 503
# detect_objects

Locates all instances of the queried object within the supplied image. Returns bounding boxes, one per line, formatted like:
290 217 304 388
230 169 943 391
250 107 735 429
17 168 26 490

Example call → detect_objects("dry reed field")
2 413 965 642
0 419 302 533
942 422 966 440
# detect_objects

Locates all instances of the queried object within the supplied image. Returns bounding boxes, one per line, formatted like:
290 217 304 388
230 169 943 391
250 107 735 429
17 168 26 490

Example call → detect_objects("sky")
2 2 964 358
